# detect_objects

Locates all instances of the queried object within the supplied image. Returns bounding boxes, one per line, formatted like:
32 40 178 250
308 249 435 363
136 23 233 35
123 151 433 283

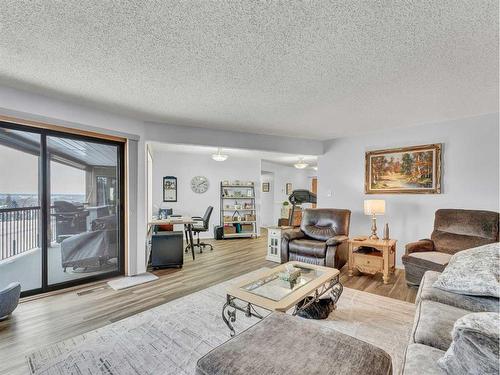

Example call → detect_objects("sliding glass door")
47 135 122 285
0 127 42 293
0 121 124 296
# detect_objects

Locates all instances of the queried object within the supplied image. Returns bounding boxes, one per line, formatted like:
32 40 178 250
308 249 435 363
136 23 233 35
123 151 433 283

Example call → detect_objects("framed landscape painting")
365 144 442 194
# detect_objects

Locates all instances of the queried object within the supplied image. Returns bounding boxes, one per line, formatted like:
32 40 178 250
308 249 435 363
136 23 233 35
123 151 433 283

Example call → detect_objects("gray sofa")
402 270 499 374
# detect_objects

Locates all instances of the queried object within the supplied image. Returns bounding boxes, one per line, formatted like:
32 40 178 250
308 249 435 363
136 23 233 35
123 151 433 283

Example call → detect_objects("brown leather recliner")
281 208 351 269
402 209 499 286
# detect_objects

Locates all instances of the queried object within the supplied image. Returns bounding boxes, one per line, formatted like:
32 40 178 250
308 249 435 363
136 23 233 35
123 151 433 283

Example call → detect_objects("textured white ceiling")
0 1 498 140
150 142 318 168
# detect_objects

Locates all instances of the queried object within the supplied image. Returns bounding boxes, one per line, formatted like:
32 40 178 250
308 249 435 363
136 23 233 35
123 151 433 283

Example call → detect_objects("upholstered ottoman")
196 313 392 375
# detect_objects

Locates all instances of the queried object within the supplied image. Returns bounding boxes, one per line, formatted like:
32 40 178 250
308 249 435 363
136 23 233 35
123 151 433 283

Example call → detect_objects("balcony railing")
0 206 57 261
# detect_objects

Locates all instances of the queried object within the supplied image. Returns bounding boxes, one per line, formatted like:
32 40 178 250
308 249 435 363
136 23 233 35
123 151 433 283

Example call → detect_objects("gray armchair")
281 208 351 269
402 209 499 286
0 282 21 320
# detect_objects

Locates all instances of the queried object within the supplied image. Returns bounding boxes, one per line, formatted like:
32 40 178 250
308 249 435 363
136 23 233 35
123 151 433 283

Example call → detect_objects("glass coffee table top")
222 261 342 335
241 265 325 302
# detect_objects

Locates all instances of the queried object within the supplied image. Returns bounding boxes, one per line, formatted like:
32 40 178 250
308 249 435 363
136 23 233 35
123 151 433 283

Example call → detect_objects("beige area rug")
26 270 415 375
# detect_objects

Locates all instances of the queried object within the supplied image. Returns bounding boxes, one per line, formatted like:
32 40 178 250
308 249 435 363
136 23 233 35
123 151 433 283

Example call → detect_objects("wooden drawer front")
354 254 383 273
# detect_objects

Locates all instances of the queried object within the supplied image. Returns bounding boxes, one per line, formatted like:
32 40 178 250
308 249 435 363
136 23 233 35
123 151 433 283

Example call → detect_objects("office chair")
185 206 214 253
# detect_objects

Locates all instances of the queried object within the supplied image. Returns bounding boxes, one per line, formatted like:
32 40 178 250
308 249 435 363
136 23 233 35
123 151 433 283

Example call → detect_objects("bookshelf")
220 181 257 239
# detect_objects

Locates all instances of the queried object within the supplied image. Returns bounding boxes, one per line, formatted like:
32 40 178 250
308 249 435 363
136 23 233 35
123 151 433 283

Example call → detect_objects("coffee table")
222 261 343 336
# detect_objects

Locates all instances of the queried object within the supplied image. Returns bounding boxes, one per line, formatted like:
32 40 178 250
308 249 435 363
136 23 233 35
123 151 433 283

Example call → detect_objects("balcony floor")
0 243 117 291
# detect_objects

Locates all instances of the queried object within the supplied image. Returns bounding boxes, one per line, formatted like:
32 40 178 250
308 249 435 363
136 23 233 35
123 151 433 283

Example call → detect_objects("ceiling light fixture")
294 158 308 169
312 166 318 171
212 148 228 162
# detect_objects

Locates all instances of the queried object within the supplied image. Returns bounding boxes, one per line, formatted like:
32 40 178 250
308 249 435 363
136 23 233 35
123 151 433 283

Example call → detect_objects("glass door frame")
0 120 125 297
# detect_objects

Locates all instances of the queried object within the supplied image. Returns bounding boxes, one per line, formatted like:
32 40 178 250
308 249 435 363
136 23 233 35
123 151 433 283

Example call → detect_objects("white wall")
2 85 498 274
0 86 146 276
0 86 324 275
145 121 324 155
152 149 262 238
318 113 500 267
261 160 317 225
260 172 275 226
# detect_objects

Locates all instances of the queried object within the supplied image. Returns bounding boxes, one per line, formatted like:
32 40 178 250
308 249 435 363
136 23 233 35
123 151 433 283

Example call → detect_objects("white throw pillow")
433 242 500 298
438 312 499 375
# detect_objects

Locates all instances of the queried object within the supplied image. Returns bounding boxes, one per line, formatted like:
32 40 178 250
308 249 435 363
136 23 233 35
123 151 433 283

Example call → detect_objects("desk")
147 217 196 264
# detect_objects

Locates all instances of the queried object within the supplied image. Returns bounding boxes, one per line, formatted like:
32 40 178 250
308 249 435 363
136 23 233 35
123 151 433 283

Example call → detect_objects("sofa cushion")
402 253 447 286
433 243 500 298
438 312 499 375
402 344 445 375
432 209 499 243
402 252 451 280
409 251 452 265
288 239 326 258
417 271 499 313
411 300 470 351
300 208 351 241
196 312 393 375
432 230 497 255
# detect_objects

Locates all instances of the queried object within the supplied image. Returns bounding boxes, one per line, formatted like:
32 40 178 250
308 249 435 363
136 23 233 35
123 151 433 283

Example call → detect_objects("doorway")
0 121 125 297
311 177 317 208
260 171 275 226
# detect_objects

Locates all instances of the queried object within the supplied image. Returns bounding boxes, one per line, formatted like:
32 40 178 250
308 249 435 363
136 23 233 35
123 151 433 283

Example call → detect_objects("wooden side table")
348 237 397 284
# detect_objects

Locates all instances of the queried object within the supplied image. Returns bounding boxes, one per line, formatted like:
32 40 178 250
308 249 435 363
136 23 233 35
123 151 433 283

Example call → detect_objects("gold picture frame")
365 143 442 194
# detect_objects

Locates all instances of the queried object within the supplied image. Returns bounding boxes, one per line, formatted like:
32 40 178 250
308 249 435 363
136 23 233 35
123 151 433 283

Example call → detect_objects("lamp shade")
364 199 385 215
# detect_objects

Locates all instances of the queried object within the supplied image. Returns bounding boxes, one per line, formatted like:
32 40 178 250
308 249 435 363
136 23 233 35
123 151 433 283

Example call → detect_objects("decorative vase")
383 223 390 240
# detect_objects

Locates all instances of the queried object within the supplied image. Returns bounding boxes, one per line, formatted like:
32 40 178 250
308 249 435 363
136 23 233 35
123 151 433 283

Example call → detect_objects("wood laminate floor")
0 229 416 374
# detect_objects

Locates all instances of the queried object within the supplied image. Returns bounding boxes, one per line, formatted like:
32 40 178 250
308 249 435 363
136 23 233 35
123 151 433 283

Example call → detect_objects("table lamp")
364 199 385 240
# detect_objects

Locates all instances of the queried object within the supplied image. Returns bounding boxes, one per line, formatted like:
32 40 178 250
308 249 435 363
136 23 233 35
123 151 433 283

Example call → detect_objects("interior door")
311 177 317 208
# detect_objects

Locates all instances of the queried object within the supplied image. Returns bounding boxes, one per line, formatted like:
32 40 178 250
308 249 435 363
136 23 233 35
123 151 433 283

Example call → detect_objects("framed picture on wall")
163 176 177 202
365 143 442 194
286 183 293 195
262 182 270 192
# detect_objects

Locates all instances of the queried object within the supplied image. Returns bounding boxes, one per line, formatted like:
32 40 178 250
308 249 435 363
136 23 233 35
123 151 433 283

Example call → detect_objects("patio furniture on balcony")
0 282 21 320
53 201 89 243
60 215 117 272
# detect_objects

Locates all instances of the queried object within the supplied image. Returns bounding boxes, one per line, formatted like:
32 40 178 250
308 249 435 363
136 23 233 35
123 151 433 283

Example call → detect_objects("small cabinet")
266 226 292 263
348 238 397 284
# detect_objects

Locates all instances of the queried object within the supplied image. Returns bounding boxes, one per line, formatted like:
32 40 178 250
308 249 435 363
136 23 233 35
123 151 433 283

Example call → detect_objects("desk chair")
185 206 214 253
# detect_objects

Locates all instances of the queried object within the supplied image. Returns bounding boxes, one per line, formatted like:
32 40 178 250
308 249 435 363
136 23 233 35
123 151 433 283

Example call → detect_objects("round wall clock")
191 176 209 194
